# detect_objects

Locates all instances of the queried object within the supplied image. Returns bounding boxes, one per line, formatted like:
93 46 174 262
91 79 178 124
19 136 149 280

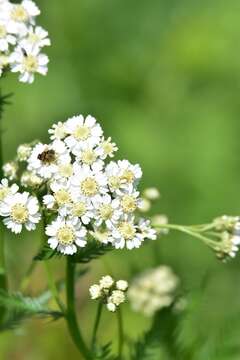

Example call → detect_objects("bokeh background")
1 0 240 358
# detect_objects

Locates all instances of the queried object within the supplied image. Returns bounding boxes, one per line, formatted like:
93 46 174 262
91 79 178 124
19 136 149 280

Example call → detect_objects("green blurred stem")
41 213 65 313
66 258 92 359
155 223 218 248
91 302 103 350
117 308 124 359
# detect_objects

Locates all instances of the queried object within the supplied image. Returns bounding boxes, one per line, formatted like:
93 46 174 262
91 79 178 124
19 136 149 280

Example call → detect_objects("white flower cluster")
1 115 156 254
89 275 128 312
128 266 179 316
0 0 50 83
213 215 240 260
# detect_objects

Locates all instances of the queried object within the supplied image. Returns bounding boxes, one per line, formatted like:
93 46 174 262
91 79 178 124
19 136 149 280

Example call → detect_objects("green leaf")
131 306 180 360
93 342 116 360
34 241 113 263
71 241 113 264
0 290 63 332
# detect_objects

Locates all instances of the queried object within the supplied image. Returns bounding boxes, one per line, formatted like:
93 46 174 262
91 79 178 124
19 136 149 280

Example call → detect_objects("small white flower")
106 302 116 312
0 178 18 203
2 161 18 180
143 187 160 201
69 197 94 225
76 144 103 168
0 53 9 76
20 26 50 50
71 163 108 202
99 275 114 289
110 290 125 306
28 140 70 179
93 194 122 228
96 137 118 159
43 180 72 215
0 191 41 233
48 121 67 140
45 216 87 255
116 280 128 291
138 218 157 240
21 170 43 188
10 45 49 83
89 284 101 300
17 143 32 161
64 115 103 153
0 20 16 51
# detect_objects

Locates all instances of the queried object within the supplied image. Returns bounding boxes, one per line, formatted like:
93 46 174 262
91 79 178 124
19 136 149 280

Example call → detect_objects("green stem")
44 261 65 313
91 302 103 350
66 258 92 359
117 308 124 359
156 223 218 248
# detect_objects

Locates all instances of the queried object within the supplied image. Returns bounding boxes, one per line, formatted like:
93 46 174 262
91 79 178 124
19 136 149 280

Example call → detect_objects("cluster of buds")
89 275 128 312
0 0 50 83
212 215 240 260
128 266 179 316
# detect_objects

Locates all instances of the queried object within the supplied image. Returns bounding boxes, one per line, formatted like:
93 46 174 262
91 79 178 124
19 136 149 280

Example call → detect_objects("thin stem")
156 223 218 248
91 302 103 350
44 261 65 313
117 308 124 359
66 258 92 359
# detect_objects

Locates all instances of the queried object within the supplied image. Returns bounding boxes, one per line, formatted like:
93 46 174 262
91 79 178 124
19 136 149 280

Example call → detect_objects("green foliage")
34 241 113 263
93 342 116 360
0 290 63 332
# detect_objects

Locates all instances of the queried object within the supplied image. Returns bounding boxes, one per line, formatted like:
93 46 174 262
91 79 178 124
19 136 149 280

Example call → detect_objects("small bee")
38 149 56 164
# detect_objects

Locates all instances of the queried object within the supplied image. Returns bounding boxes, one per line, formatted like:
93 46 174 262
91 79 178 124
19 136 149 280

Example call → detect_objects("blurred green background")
1 0 240 358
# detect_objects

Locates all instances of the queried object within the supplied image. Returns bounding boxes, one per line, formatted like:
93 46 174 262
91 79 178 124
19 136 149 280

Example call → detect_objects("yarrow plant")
0 3 239 359
0 0 50 83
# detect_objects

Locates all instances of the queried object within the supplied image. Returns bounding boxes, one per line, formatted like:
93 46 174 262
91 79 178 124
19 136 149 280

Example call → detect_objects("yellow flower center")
99 204 113 220
73 125 90 140
58 164 73 178
11 5 28 22
81 149 97 165
57 225 75 245
23 55 38 73
121 170 134 183
72 202 86 217
10 203 28 224
81 177 99 196
118 222 136 240
102 141 114 155
54 190 71 205
121 195 137 213
108 176 121 190
0 187 9 201
0 25 7 38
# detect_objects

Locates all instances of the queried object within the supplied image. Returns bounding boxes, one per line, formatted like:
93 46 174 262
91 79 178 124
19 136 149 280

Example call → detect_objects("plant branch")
91 301 103 350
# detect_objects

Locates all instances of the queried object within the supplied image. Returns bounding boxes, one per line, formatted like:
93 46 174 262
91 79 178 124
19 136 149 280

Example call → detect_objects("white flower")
76 144 103 168
110 216 156 249
48 121 67 140
27 140 70 179
0 53 9 76
0 191 41 233
143 187 160 201
2 161 18 180
0 20 16 52
69 197 94 225
119 191 142 215
116 280 128 291
64 115 103 153
21 170 43 188
43 180 72 215
106 302 116 312
105 160 142 195
45 216 87 255
92 194 122 228
99 275 114 289
17 143 32 161
110 290 125 306
128 266 179 316
0 178 18 203
71 163 108 202
20 26 50 50
10 45 49 83
96 137 118 159
89 284 101 300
